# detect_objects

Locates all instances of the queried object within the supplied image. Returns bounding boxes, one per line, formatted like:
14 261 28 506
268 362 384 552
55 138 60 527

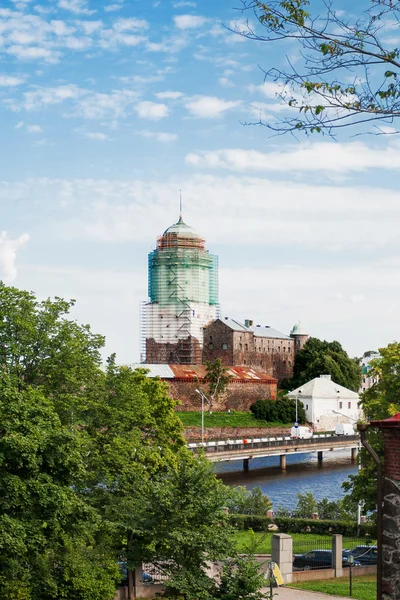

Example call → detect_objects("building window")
243 360 247 365
222 343 228 350
209 335 213 341
289 361 291 366
339 401 343 409
283 347 286 352
245 344 248 351
278 346 281 352
348 402 351 409
260 360 263 366
306 404 309 410
239 343 242 351
208 343 214 350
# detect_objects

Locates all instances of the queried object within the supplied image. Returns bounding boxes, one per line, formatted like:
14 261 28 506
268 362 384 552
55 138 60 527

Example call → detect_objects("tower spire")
179 189 183 223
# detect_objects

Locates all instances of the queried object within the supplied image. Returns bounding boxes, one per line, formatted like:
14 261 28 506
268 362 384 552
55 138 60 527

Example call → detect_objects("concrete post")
243 458 249 470
351 447 358 461
317 451 323 463
280 455 287 470
271 533 293 584
332 534 343 578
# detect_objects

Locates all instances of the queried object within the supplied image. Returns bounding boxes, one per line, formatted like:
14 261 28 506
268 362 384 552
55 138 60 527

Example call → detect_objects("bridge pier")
243 458 249 470
317 451 323 463
351 447 358 461
280 455 287 470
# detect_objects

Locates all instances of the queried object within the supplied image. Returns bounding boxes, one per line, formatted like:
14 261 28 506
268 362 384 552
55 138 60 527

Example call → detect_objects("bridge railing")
187 434 359 454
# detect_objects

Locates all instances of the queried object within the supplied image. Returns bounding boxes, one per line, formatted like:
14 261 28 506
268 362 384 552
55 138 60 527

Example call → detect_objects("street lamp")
195 389 207 445
348 555 354 596
333 410 362 535
267 561 275 600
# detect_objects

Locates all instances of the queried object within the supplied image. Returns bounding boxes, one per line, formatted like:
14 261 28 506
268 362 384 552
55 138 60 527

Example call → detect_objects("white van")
335 423 355 436
290 426 313 439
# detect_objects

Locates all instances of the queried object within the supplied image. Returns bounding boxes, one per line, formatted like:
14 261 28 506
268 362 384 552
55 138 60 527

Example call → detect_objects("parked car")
335 423 355 436
291 426 313 439
343 545 378 565
293 549 361 571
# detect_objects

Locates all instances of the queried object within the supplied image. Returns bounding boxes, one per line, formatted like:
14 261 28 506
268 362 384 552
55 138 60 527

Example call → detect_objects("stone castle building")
203 318 309 380
142 215 309 381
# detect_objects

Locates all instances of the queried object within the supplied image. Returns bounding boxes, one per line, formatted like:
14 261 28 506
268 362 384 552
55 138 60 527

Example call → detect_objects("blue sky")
1 0 400 363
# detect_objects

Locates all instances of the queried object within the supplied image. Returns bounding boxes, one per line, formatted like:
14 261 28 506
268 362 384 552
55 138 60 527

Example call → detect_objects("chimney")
320 374 332 380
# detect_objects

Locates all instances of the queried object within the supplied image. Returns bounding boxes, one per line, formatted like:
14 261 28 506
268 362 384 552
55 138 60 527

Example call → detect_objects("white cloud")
58 0 95 15
20 85 139 120
185 95 240 118
113 17 148 31
139 130 177 142
0 231 29 282
84 131 109 140
173 1 196 6
154 90 183 99
185 142 400 174
173 14 208 29
104 3 123 11
135 101 169 120
6 45 60 63
0 75 25 86
26 124 42 133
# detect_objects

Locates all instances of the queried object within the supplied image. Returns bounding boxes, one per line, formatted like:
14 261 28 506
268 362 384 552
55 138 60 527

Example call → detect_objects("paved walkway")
261 586 353 600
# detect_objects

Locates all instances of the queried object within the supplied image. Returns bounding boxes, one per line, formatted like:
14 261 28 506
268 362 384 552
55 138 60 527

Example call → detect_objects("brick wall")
146 336 202 364
383 429 400 481
165 379 277 412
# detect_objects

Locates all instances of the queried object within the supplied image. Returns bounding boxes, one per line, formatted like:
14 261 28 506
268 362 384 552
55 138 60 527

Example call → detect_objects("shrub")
274 517 376 537
228 514 272 532
250 398 306 424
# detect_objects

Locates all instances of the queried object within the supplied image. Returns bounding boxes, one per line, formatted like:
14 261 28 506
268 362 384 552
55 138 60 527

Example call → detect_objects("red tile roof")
168 364 277 383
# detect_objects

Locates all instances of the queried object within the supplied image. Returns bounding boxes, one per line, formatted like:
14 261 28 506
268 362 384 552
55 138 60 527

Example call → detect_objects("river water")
215 449 357 511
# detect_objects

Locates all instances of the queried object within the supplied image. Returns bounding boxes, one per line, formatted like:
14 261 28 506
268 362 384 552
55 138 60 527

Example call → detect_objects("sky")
1 0 400 363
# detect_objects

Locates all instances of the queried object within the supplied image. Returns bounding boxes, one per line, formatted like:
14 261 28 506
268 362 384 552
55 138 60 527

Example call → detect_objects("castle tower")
141 215 219 364
290 321 309 352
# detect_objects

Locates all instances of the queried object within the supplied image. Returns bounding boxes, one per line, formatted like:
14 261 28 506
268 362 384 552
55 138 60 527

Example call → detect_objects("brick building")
202 318 309 381
131 363 278 412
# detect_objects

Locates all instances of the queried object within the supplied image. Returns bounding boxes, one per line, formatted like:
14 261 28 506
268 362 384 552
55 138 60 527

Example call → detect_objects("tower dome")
158 215 205 250
291 321 308 336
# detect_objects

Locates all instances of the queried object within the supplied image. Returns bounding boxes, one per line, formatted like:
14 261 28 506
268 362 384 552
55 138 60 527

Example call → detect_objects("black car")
343 545 378 566
293 549 361 571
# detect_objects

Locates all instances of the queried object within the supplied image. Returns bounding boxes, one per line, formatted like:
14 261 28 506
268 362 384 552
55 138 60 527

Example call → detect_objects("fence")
292 536 333 571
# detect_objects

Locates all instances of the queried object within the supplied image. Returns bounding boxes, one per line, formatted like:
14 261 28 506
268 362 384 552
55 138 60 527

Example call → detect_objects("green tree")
203 358 232 411
217 555 266 600
238 1 400 135
289 338 361 392
250 397 306 424
294 492 317 518
343 343 400 513
0 374 119 600
227 486 272 515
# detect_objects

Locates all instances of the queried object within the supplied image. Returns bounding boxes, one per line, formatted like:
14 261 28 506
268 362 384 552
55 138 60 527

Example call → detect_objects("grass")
177 411 292 429
288 575 377 600
233 530 377 555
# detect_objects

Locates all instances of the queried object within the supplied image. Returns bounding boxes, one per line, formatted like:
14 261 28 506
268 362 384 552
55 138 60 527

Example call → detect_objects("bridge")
187 434 360 470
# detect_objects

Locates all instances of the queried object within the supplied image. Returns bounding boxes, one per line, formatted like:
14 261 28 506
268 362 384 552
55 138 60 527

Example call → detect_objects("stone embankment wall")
184 426 291 441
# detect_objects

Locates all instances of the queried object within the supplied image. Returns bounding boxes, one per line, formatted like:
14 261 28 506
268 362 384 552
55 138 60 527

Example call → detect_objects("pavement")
261 586 353 600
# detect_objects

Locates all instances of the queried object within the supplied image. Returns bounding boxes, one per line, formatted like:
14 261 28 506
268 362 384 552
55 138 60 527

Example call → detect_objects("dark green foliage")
250 397 306 424
293 492 356 521
343 343 400 513
228 515 272 532
227 486 272 516
274 517 376 538
289 338 361 392
217 555 266 600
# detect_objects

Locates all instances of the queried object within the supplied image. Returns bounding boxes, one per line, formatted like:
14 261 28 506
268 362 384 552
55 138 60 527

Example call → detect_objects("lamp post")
348 554 354 596
332 410 362 535
267 561 275 600
195 389 207 445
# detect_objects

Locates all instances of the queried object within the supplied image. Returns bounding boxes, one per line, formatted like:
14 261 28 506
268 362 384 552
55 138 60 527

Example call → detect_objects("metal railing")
292 537 333 571
187 434 359 452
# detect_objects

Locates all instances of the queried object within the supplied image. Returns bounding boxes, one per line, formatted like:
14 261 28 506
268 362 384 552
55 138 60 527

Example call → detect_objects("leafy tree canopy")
238 0 400 135
289 337 361 391
343 343 400 513
203 358 232 410
227 486 272 516
250 397 306 424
